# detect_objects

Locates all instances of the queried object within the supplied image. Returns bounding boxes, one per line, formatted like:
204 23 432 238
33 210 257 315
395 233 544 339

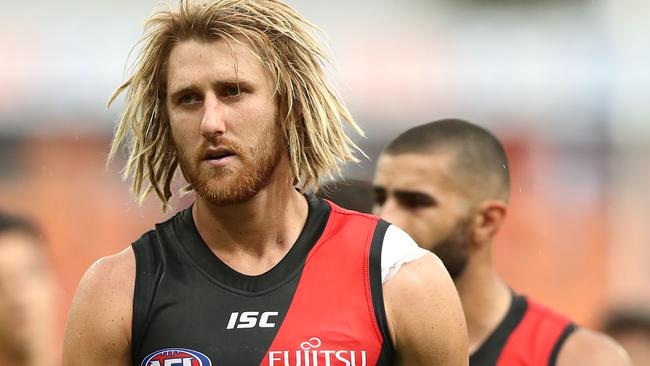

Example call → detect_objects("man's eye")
223 85 241 98
372 187 387 206
179 94 201 105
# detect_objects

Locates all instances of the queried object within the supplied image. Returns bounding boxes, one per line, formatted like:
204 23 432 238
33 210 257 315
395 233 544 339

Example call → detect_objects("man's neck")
193 177 309 276
455 248 512 354
0 347 27 366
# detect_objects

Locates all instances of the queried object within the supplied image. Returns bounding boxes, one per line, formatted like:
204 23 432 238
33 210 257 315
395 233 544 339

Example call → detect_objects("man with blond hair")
62 1 468 365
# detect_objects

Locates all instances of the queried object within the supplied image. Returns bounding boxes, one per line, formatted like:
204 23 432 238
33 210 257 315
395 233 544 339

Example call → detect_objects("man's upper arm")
62 247 135 366
556 328 631 366
384 252 469 366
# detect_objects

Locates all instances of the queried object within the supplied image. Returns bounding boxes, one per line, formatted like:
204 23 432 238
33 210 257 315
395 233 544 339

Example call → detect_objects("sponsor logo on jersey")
268 337 367 366
141 348 212 366
226 311 279 329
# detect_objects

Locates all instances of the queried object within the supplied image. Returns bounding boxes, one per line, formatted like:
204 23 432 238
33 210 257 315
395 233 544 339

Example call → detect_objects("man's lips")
200 147 238 167
203 147 237 161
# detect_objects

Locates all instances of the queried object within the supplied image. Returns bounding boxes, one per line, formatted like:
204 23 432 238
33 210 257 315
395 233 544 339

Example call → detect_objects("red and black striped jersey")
131 196 394 366
470 293 577 366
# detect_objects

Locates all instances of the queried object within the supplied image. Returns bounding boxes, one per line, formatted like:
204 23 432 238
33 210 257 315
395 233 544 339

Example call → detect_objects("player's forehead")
0 231 43 268
375 152 456 185
166 37 271 90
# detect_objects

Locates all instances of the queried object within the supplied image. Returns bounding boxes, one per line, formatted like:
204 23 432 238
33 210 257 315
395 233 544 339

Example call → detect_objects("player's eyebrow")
168 79 255 100
393 189 437 207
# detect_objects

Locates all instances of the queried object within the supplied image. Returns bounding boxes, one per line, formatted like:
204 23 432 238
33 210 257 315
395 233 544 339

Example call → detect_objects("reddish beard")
176 122 285 206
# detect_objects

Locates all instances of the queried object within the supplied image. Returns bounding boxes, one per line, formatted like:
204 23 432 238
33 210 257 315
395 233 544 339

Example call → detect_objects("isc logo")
226 311 279 329
141 348 212 366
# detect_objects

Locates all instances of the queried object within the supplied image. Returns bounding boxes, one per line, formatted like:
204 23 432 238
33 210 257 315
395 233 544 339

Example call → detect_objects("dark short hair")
384 118 510 201
0 211 41 240
317 180 373 214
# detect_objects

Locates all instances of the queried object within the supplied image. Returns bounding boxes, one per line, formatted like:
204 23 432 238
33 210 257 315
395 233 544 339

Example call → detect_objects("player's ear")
471 200 507 246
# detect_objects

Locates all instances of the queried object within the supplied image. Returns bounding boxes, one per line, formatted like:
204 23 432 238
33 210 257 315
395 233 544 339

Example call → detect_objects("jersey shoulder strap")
498 295 577 366
130 210 187 357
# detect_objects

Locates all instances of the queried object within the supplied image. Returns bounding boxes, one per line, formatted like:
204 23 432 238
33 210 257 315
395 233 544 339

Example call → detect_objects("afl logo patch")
141 348 212 366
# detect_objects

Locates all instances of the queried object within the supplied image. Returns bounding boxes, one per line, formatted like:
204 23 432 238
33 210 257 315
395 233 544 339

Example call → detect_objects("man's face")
610 330 650 366
0 232 51 359
373 152 474 278
166 38 284 205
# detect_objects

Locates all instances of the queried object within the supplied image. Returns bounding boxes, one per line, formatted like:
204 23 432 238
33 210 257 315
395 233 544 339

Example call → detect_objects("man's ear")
471 200 507 247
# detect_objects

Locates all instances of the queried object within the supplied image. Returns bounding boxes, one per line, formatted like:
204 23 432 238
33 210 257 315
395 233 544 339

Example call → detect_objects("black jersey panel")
131 229 164 358
547 323 577 366
131 195 332 366
368 220 394 365
135 271 302 365
469 293 527 366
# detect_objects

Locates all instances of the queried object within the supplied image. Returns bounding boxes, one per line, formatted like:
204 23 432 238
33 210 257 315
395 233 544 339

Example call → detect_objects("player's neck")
454 246 511 354
192 163 309 275
0 347 27 366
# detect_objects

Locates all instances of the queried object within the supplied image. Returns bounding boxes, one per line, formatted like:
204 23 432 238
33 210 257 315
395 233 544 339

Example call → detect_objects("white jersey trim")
380 224 428 284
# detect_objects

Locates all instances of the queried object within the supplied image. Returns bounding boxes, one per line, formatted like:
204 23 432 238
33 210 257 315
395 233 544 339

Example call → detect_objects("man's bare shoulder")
85 247 136 290
75 247 136 309
385 252 450 293
557 328 631 366
384 252 468 366
62 247 135 366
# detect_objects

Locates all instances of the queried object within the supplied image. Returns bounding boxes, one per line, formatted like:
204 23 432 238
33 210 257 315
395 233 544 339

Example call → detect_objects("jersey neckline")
469 292 528 365
173 194 331 294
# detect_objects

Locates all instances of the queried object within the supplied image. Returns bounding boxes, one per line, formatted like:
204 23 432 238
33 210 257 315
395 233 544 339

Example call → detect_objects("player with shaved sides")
373 119 630 366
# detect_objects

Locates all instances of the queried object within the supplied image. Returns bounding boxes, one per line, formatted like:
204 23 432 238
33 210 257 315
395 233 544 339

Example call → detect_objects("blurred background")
1 0 649 361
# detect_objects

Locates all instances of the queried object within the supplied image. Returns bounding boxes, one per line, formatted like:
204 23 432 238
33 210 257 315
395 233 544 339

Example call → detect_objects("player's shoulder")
556 328 632 366
389 250 448 286
324 197 378 221
380 224 429 282
80 247 136 298
521 296 631 366
381 224 452 312
64 248 135 365
382 246 467 365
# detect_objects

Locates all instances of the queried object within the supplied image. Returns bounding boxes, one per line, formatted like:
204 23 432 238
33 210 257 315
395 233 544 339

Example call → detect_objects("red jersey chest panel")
471 294 577 366
497 298 575 366
261 204 388 366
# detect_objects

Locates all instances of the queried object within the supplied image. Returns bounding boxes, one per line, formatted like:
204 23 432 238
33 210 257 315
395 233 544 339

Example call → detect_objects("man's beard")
0 328 29 365
177 122 285 206
432 216 472 280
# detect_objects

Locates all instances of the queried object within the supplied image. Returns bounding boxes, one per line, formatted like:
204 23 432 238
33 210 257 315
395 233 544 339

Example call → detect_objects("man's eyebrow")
168 84 199 100
168 79 255 98
393 189 429 197
393 189 437 204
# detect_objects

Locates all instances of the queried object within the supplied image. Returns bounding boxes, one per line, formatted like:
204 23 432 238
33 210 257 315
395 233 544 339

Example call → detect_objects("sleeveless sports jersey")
131 196 394 366
470 293 577 366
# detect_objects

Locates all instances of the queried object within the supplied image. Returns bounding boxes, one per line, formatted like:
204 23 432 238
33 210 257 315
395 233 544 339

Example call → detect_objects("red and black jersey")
131 196 394 366
470 293 577 366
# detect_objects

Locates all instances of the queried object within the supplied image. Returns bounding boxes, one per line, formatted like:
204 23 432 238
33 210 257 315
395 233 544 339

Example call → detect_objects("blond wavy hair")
108 0 363 210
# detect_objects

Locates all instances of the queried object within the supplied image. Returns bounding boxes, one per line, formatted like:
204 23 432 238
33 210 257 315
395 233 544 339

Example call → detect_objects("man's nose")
378 198 405 227
200 93 226 138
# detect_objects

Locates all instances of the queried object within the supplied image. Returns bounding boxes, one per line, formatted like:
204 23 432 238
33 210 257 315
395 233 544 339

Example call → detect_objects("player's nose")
378 198 405 227
200 93 226 138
